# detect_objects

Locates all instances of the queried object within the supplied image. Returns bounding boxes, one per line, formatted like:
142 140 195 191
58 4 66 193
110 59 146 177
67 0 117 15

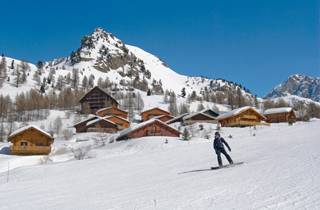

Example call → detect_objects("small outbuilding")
96 106 128 119
8 125 54 155
217 106 267 127
116 119 181 140
264 107 296 124
141 107 171 121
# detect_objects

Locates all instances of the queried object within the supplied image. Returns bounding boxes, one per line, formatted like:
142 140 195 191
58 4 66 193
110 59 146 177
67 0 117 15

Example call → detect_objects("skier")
213 132 233 167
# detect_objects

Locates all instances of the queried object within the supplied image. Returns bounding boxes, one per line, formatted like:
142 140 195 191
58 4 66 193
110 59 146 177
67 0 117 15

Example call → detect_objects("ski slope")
0 120 320 209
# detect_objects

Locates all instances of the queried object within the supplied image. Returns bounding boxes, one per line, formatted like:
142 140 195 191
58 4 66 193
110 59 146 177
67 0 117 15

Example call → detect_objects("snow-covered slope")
266 74 320 102
0 120 320 209
0 28 254 101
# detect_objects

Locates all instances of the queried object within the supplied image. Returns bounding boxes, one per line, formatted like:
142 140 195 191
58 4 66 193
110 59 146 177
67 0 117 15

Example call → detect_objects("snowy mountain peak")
266 74 320 102
1 27 255 104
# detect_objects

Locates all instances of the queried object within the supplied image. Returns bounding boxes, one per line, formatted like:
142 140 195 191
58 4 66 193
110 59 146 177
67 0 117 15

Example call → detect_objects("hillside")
0 28 254 103
0 120 320 209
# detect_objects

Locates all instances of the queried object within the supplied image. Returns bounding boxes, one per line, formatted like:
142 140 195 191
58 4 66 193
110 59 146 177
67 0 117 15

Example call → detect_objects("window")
20 141 28 146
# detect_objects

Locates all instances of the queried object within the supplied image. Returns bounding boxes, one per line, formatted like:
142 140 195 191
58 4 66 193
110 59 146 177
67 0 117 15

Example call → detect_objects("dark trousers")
215 148 233 166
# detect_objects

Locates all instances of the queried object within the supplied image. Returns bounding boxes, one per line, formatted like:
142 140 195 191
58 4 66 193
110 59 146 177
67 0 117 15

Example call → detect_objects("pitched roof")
9 125 53 139
73 115 98 126
86 117 117 127
79 86 119 104
183 112 217 120
199 108 219 116
166 113 189 124
141 107 170 115
217 106 266 120
96 106 128 114
264 107 293 115
104 115 130 123
116 119 180 140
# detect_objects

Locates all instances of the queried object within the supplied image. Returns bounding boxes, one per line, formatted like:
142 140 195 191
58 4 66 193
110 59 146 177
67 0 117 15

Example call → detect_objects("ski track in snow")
0 120 320 209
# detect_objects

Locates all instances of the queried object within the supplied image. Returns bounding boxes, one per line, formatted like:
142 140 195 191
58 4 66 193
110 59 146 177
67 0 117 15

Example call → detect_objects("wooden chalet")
104 115 130 130
8 125 54 155
183 112 217 124
116 119 181 141
96 106 128 119
79 86 119 114
141 107 171 121
217 106 267 127
264 107 296 124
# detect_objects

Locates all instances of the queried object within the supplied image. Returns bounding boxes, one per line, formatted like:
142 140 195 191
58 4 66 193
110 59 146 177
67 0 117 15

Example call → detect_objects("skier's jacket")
213 137 231 152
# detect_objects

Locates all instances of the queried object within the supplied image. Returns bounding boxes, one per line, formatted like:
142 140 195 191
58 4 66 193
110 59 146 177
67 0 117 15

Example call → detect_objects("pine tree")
71 68 79 90
180 87 186 98
88 74 95 88
0 56 7 87
182 127 190 140
82 76 88 89
197 103 205 111
168 92 178 116
135 92 144 113
179 103 190 115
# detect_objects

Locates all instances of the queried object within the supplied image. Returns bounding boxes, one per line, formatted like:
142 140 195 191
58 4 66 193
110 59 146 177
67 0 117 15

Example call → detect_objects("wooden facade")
79 86 119 114
86 118 119 133
8 126 54 155
96 106 128 119
117 119 181 140
264 108 296 124
183 112 217 124
105 115 130 130
141 107 171 121
217 106 267 127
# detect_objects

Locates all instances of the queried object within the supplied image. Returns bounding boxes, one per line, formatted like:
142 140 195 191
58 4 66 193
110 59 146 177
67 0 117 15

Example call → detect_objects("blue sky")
0 0 319 96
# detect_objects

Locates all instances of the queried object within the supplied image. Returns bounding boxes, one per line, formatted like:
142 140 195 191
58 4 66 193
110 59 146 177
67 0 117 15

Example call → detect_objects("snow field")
0 120 319 209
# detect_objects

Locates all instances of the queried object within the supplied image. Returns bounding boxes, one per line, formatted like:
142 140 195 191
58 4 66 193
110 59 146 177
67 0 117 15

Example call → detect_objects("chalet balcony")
10 145 51 155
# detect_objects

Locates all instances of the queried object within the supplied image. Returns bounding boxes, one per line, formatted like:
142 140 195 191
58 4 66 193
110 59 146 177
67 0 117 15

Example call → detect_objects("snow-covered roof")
141 107 170 114
264 107 293 115
153 114 174 120
199 108 219 115
183 112 217 120
73 115 97 126
166 113 189 124
9 125 53 139
116 119 180 140
86 117 117 127
104 115 129 122
96 106 128 114
217 106 265 120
